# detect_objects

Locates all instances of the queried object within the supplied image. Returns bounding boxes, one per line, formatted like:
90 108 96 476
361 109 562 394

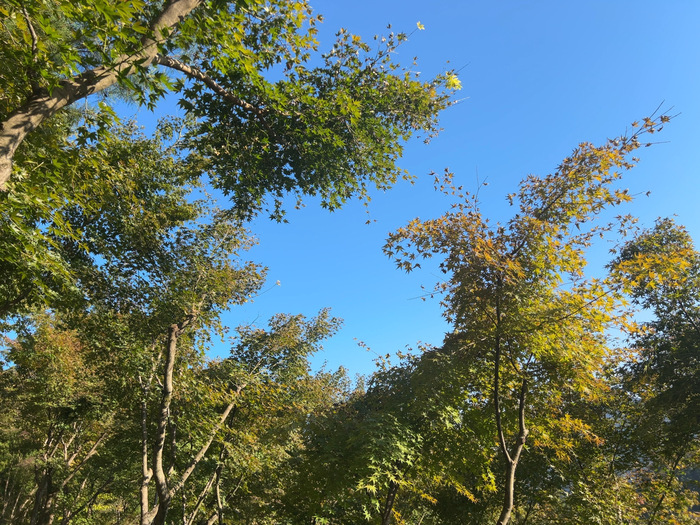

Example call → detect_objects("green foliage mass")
0 1 697 523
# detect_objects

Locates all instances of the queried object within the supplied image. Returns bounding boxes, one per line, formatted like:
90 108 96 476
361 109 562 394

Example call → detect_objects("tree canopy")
0 1 698 524
0 0 454 216
381 114 698 524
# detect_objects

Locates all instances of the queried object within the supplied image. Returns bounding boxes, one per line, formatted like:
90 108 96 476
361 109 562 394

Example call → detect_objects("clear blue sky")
140 1 700 377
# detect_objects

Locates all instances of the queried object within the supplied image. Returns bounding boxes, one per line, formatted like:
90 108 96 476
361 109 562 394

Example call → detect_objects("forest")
0 1 698 524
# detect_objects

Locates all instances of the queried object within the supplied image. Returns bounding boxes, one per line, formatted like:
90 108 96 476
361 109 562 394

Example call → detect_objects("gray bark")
144 319 241 525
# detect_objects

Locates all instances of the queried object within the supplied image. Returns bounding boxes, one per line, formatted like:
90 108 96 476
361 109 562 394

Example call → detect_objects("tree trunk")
29 467 55 525
495 378 528 525
141 394 153 525
492 293 529 525
380 480 399 525
150 324 180 525
141 313 240 525
497 460 517 525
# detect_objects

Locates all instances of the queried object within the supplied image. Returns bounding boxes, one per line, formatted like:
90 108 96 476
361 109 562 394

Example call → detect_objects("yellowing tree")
385 115 670 524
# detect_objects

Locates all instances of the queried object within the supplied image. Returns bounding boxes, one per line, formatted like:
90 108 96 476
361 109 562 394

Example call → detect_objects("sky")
133 1 700 377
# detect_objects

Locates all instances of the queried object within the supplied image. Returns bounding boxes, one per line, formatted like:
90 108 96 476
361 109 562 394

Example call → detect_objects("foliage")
384 115 676 524
611 218 699 451
0 316 134 524
181 311 347 524
188 24 455 220
0 116 200 322
2 1 698 522
0 0 457 212
0 0 457 326
609 218 700 521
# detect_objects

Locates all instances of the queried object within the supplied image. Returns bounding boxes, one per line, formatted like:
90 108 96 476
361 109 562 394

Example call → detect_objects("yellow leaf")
416 21 425 30
445 73 462 90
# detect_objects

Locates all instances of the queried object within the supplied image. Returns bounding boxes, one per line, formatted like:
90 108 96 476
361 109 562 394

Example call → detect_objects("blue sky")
135 1 700 377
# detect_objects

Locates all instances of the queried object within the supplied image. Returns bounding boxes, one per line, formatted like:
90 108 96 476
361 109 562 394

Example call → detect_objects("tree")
612 218 699 449
189 311 345 525
0 116 205 523
70 212 267 525
0 2 460 522
1 0 457 328
610 218 700 522
0 318 121 525
385 115 669 524
0 116 201 322
288 360 428 524
0 307 349 525
0 0 455 213
481 361 699 524
287 345 497 525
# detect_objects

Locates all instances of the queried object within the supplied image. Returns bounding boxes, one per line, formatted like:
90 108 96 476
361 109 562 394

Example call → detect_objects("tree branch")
152 324 180 513
19 3 40 92
152 55 265 116
59 431 108 492
171 385 244 496
493 284 512 464
184 447 227 525
0 0 204 189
